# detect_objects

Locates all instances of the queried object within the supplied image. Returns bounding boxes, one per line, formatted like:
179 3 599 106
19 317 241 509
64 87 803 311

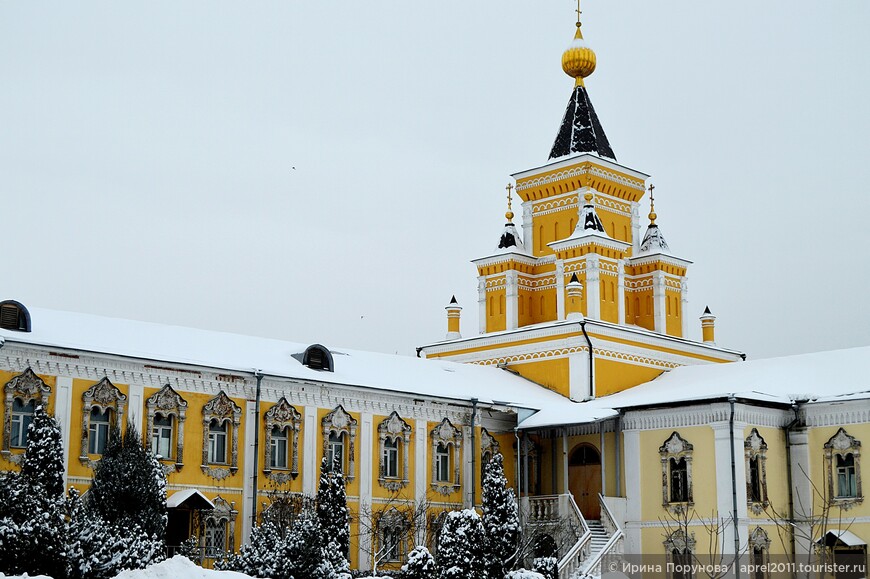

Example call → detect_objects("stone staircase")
523 494 624 579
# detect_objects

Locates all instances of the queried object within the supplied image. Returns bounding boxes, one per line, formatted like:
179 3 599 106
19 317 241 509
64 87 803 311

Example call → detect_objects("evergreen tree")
89 422 168 540
21 404 65 498
437 509 487 579
316 456 350 558
401 545 437 579
481 452 520 578
219 520 283 578
0 405 67 578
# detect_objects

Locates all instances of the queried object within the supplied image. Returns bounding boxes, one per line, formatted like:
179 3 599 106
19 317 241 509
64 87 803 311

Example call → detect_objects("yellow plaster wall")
600 275 619 323
510 358 570 398
425 419 463 504
485 288 507 333
808 424 870 520
370 413 417 501
665 288 683 337
68 378 130 480
595 358 664 397
640 426 717 521
0 369 57 469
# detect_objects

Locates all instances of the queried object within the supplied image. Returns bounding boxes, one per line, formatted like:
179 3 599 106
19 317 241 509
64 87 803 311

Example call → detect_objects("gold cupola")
561 14 597 86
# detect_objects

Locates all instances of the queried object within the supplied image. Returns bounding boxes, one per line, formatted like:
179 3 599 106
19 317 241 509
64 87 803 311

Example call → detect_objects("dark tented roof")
549 85 615 161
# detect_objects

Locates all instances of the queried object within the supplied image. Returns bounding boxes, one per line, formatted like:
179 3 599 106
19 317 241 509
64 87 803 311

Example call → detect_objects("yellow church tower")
419 8 743 400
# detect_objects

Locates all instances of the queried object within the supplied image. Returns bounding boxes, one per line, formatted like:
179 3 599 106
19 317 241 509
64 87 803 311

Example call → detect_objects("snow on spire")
637 183 671 255
496 182 528 253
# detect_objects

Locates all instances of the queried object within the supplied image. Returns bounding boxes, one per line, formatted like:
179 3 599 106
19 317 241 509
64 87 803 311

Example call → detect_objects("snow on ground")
1 557 255 579
114 557 253 579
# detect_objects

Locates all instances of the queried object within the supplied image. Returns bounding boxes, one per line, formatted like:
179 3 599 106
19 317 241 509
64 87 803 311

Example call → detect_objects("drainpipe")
784 402 801 557
470 398 478 506
579 321 594 399
728 396 740 579
251 371 263 530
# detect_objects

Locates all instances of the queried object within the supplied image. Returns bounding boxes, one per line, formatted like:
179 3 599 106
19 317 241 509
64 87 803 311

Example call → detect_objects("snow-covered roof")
0 307 570 411
519 345 870 428
166 489 215 510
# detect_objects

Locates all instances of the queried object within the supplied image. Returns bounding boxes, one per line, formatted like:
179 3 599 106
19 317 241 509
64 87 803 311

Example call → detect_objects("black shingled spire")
549 85 616 161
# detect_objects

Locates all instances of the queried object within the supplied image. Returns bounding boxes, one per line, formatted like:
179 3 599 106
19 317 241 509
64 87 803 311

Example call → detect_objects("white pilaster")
415 419 428 545
555 260 566 320
358 412 374 571
585 255 601 320
54 376 74 489
477 276 487 334
242 400 257 542
617 259 626 325
302 406 318 496
680 277 689 338
788 427 813 556
631 201 641 255
505 270 518 330
711 416 748 555
623 428 642 555
127 382 144 428
568 350 591 401
522 201 533 250
652 270 666 333
463 425 473 508
562 430 569 494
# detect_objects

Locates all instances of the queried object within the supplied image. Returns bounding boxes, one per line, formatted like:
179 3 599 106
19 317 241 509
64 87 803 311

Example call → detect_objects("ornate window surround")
664 529 696 572
660 431 693 512
377 411 411 491
146 384 188 473
2 369 51 464
480 427 500 474
322 405 357 482
745 428 769 514
263 397 302 484
201 391 241 480
204 496 237 556
79 377 127 466
376 506 410 563
748 526 771 572
430 417 462 495
824 427 863 509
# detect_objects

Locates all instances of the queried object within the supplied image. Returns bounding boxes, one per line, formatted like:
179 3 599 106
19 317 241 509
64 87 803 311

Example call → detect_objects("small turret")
700 306 716 343
445 296 462 340
565 274 584 320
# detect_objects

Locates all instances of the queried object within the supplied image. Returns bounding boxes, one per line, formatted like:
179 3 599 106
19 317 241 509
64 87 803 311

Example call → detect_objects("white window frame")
79 377 127 465
151 413 173 459
745 428 769 514
824 427 863 509
270 426 289 469
10 398 36 448
263 397 302 483
660 431 694 511
3 369 51 465
88 406 113 455
146 384 188 472
377 411 411 490
430 417 462 495
201 391 241 480
322 405 357 482
208 419 228 464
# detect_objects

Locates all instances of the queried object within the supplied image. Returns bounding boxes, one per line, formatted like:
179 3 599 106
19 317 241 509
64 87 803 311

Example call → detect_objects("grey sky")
2 2 868 361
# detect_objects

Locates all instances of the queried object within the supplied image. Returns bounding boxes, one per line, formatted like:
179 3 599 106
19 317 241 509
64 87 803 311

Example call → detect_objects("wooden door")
568 444 601 519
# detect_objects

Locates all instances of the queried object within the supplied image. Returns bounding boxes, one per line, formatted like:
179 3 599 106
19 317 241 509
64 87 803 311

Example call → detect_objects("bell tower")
420 7 743 400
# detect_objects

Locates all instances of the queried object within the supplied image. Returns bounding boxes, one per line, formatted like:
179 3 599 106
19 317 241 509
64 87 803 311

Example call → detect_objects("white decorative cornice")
512 154 648 192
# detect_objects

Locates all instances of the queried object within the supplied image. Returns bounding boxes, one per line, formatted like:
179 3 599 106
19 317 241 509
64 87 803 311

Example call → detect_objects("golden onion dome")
561 24 597 86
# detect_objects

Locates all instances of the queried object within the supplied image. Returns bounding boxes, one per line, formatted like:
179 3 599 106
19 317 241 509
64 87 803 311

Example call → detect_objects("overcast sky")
2 2 868 361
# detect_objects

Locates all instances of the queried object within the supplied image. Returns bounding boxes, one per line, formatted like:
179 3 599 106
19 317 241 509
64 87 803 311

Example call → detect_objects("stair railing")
579 494 624 578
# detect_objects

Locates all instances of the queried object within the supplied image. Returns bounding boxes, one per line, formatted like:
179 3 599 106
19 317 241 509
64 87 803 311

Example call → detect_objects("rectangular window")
205 519 226 557
384 438 399 478
436 443 450 482
837 454 857 498
151 414 173 459
749 456 762 502
670 457 689 502
208 420 227 464
270 426 288 469
10 398 36 448
88 407 112 455
383 527 402 561
328 432 344 473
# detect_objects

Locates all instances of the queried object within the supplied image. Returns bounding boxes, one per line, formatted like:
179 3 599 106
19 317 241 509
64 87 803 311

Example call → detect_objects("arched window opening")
208 419 228 464
88 407 113 455
0 300 31 332
670 458 689 502
270 426 289 469
328 431 345 473
569 444 601 467
303 344 333 372
151 413 173 459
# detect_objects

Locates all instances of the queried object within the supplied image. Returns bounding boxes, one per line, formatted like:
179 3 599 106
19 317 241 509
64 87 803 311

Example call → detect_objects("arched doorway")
568 444 601 519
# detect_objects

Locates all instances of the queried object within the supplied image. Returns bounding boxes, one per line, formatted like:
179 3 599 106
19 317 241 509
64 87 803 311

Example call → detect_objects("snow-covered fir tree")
481 452 520 578
316 455 350 559
436 509 487 579
88 422 167 540
401 545 437 579
0 405 67 578
21 404 65 498
219 519 283 578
